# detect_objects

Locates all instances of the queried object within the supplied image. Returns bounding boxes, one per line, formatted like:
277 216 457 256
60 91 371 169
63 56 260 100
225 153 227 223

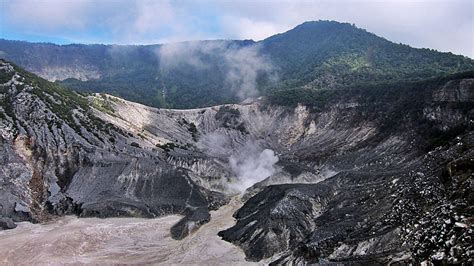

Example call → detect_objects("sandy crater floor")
0 198 256 265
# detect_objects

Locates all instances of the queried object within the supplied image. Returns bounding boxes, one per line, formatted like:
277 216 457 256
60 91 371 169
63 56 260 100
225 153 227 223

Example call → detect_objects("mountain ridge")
1 20 470 58
1 20 473 109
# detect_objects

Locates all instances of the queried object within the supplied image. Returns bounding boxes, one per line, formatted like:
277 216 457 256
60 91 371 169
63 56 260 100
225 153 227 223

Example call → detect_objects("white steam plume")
197 131 233 157
228 142 279 193
157 41 221 70
198 133 279 193
157 41 276 100
224 45 274 99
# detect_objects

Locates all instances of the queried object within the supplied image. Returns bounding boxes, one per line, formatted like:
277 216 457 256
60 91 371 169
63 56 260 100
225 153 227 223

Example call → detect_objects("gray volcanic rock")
0 59 473 264
220 134 474 264
219 183 333 261
217 75 474 263
0 217 16 230
0 60 228 238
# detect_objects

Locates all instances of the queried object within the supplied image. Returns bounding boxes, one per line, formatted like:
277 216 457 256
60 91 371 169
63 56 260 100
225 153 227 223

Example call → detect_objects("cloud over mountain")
1 0 472 57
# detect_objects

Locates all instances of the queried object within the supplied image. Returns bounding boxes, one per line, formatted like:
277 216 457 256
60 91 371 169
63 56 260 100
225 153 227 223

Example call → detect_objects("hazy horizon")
0 0 473 58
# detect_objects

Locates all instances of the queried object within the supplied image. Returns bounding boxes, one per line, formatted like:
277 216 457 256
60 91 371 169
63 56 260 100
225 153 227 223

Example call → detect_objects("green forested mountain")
262 21 474 90
0 21 472 108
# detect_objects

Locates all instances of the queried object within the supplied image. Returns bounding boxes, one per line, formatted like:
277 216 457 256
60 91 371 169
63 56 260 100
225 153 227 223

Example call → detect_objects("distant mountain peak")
1 22 473 108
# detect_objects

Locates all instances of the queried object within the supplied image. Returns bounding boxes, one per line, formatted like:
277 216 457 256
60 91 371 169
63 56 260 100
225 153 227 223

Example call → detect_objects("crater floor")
0 198 254 265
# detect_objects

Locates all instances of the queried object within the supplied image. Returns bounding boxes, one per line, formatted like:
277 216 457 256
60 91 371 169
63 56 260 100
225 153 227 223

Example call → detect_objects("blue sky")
1 0 473 57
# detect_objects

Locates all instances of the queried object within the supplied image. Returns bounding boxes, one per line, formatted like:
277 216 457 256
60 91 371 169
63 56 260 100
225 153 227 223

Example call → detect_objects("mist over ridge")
1 21 473 109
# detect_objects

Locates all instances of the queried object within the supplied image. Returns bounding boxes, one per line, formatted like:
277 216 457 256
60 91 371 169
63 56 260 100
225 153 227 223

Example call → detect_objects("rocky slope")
0 60 473 264
0 60 226 239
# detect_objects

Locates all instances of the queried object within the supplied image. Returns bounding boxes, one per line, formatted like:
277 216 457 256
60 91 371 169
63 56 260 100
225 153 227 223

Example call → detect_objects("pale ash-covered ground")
0 197 256 265
90 93 344 191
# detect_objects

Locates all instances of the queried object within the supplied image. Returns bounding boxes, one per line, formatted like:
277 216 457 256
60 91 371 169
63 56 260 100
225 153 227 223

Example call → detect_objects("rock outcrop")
0 217 16 230
0 60 226 238
0 59 472 264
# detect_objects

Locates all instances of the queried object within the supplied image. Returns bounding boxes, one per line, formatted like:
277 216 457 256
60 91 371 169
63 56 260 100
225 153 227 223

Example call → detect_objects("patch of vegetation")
1 61 129 139
214 106 248 134
11 65 89 131
235 123 248 134
0 94 16 121
187 122 198 141
358 71 473 150
0 71 14 84
90 93 116 116
156 142 190 153
178 118 199 141
215 106 240 120
156 142 176 152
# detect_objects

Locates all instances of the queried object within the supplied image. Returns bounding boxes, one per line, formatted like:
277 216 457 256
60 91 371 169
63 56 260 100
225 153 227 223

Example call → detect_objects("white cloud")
220 16 281 41
215 0 474 56
158 41 222 69
132 1 174 35
4 0 91 30
1 0 472 57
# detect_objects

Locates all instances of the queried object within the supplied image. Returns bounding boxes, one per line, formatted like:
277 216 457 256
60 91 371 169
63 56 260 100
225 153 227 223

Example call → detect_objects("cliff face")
0 60 472 263
0 61 223 239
